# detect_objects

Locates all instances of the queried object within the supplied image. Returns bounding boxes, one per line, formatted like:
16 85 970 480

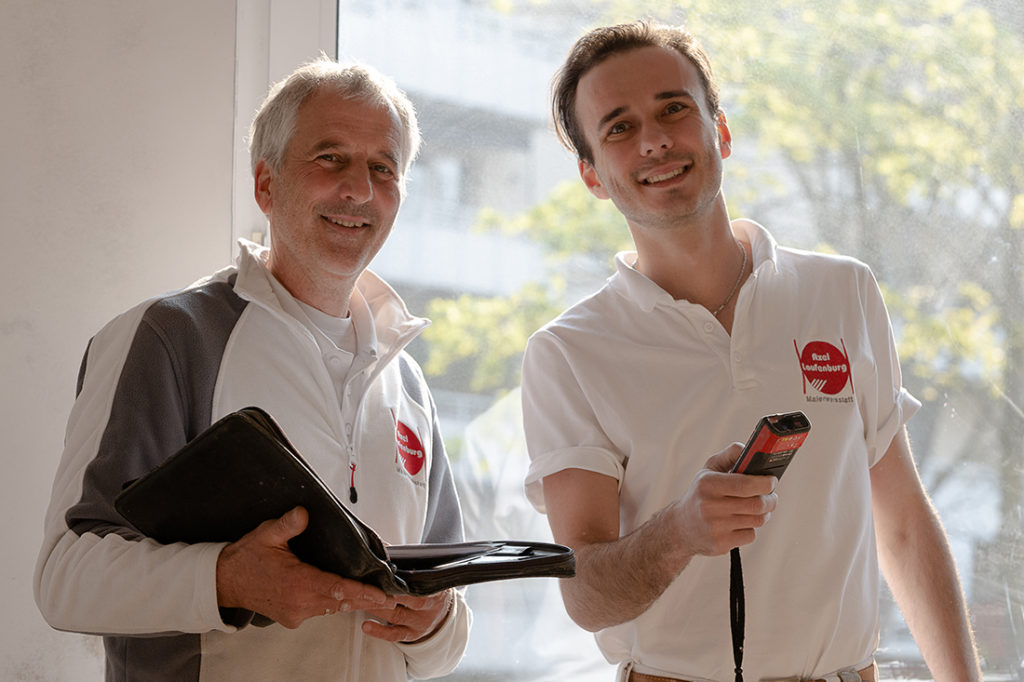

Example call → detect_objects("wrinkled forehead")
292 88 405 164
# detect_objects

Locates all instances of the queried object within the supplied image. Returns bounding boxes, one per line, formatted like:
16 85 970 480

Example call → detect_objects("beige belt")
628 661 877 682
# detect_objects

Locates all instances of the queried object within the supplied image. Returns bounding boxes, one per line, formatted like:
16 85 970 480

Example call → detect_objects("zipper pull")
349 462 358 504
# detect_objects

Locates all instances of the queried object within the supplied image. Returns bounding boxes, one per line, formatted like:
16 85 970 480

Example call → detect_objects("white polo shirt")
522 220 919 681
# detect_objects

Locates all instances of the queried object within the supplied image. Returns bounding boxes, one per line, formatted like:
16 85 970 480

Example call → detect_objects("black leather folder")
114 406 575 596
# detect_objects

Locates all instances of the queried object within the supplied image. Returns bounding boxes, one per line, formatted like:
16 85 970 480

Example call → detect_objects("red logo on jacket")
395 420 425 476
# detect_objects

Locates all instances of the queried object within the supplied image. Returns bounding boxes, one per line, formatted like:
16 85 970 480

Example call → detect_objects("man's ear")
579 159 610 200
716 112 732 160
253 159 274 214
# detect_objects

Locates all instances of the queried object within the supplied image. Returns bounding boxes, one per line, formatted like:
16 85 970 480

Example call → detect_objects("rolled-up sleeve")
521 329 626 513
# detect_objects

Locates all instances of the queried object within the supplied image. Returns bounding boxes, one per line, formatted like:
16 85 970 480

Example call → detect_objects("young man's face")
574 45 731 232
255 87 404 306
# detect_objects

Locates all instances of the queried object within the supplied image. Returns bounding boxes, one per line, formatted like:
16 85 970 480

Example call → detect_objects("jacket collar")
230 239 430 361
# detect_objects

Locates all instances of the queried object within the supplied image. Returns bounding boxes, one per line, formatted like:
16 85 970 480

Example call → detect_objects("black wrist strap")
729 547 745 682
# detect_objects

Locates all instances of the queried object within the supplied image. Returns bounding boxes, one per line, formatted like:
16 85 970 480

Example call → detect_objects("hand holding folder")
114 407 575 596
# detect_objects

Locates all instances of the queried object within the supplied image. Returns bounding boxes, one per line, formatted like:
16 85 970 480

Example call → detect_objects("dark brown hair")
551 20 721 164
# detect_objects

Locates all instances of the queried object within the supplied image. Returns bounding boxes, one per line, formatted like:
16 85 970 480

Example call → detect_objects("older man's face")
255 87 404 312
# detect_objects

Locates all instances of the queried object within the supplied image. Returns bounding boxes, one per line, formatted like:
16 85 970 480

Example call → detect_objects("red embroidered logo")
395 420 425 476
795 339 854 396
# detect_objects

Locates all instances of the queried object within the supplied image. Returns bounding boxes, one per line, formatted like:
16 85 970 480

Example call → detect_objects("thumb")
705 443 744 473
270 506 309 543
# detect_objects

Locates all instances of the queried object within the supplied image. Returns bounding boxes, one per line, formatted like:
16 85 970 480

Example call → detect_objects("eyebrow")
597 106 629 133
656 89 697 103
307 139 402 170
595 89 699 133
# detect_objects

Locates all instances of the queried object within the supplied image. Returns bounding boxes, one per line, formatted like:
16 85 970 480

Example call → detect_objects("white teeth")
326 216 366 228
644 167 685 184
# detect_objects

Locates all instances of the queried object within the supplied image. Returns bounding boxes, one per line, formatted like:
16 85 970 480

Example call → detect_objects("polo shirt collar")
610 219 780 312
611 252 673 312
735 219 779 273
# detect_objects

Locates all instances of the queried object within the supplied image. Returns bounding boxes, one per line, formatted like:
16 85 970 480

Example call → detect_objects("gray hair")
248 56 421 182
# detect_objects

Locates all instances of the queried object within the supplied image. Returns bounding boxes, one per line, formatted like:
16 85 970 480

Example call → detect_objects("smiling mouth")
641 164 690 185
323 215 369 228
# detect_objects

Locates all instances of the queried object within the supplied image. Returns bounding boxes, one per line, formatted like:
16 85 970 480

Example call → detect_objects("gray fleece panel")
68 277 246 682
398 354 464 545
69 277 247 540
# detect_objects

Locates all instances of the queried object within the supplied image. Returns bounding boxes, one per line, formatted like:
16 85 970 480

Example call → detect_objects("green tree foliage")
426 0 1022 403
476 180 632 260
422 179 633 395
424 282 566 394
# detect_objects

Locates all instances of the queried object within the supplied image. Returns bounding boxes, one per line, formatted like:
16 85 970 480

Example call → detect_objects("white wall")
0 1 332 678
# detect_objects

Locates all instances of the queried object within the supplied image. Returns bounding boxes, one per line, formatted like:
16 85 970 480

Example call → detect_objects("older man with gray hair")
35 57 471 681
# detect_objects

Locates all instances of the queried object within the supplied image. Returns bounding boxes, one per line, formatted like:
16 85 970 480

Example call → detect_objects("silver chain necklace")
711 240 747 317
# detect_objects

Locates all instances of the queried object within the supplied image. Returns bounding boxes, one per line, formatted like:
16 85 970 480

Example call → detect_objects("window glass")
340 1 1024 679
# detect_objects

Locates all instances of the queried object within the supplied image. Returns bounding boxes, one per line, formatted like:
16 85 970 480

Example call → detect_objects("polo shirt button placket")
730 348 758 388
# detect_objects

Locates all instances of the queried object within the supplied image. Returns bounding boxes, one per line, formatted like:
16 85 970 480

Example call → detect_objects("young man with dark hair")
523 20 980 682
